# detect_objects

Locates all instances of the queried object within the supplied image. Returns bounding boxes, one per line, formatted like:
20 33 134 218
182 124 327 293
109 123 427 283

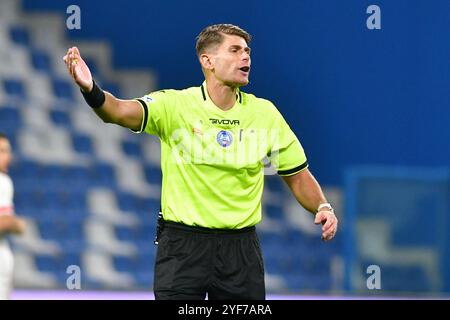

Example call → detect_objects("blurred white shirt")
0 172 14 300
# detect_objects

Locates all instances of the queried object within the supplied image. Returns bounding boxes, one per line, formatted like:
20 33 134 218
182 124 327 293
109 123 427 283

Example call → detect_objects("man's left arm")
282 168 338 241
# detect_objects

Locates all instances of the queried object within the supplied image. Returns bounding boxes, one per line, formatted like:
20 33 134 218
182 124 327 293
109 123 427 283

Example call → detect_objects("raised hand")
63 46 93 92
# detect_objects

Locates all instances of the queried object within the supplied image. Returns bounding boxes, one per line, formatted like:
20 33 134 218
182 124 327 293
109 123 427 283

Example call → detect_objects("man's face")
0 138 12 173
208 34 251 87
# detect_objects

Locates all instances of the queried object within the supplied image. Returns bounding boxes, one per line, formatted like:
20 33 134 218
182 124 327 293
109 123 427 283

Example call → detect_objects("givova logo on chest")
209 118 240 125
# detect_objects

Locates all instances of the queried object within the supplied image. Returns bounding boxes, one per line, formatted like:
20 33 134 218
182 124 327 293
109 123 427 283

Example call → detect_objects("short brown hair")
196 24 251 56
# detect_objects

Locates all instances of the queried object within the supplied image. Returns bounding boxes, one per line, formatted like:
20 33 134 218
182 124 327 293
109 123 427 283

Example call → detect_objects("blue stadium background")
0 0 448 297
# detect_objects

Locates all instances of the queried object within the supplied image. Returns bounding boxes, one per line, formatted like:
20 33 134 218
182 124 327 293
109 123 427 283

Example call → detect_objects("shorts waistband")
163 220 256 235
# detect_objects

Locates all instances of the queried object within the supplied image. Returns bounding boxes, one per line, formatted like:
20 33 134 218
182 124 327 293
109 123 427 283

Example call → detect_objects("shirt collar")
200 81 242 105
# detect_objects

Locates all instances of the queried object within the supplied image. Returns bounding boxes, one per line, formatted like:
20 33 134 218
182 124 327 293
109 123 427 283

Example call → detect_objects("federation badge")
216 130 233 147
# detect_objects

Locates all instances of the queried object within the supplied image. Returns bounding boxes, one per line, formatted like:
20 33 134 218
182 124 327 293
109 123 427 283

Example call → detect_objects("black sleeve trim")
277 161 309 176
135 99 149 133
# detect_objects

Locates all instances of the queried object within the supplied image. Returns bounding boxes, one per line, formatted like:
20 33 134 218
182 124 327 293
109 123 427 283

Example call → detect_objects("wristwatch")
317 203 334 213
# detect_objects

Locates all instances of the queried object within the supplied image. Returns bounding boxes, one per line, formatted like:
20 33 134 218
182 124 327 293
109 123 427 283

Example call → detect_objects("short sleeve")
132 90 172 139
269 109 308 176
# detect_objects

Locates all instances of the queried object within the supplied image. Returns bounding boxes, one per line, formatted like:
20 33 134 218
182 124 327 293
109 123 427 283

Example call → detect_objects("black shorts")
154 220 266 300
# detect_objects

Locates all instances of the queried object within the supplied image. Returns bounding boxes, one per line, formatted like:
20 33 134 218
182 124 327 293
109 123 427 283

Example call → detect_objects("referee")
63 24 338 300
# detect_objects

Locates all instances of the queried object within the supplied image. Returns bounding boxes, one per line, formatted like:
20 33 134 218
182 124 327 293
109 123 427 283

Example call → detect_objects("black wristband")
80 80 106 108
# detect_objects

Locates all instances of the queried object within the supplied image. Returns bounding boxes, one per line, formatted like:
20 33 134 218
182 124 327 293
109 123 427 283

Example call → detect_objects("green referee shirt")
134 81 308 229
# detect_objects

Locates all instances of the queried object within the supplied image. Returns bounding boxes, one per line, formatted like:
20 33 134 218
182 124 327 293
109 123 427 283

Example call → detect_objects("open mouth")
239 66 250 72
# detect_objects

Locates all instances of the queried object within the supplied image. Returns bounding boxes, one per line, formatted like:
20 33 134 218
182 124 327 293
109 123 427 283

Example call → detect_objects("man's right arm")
91 91 143 131
0 216 26 234
63 46 143 131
